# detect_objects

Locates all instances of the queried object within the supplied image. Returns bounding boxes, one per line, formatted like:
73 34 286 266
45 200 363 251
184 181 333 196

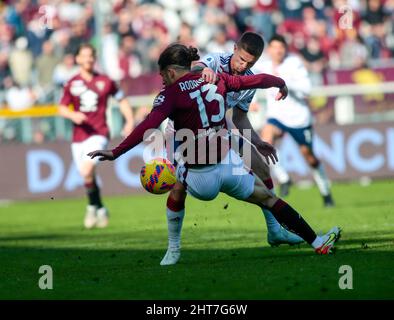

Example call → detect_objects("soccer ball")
140 158 176 194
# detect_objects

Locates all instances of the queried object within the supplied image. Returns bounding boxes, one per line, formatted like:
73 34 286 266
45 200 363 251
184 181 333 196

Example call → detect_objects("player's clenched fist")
72 111 87 125
275 84 288 101
201 67 217 84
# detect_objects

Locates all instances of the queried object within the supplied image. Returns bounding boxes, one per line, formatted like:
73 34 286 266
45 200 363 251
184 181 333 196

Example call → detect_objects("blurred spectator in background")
194 0 232 49
156 0 198 40
50 28 71 58
4 79 44 144
177 22 198 47
313 20 334 59
136 21 168 72
2 0 393 84
65 20 90 55
252 0 278 41
146 22 170 72
1 0 394 143
0 20 15 55
338 29 369 69
206 27 234 53
26 15 48 58
9 37 33 86
115 7 134 38
3 0 26 38
101 22 122 81
35 40 60 103
0 52 12 106
232 0 254 34
53 53 78 86
5 81 36 111
384 0 394 55
361 0 390 59
118 34 142 80
300 36 327 85
57 0 85 23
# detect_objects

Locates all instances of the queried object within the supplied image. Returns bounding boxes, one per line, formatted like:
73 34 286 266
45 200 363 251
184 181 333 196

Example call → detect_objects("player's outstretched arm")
91 93 174 160
87 109 165 162
222 72 288 100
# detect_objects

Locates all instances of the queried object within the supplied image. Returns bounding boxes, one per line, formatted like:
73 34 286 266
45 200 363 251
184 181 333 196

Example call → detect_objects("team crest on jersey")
95 81 105 92
70 80 87 96
153 94 165 107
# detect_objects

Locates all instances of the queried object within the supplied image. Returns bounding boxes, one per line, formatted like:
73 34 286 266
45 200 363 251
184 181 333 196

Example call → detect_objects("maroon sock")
269 199 316 244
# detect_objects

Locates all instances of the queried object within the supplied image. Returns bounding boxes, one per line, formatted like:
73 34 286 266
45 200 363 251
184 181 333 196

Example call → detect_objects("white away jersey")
201 52 257 112
255 54 313 128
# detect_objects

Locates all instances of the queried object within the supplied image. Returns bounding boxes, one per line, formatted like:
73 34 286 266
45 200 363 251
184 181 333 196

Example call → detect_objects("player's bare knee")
80 169 94 182
248 178 275 207
80 168 94 183
169 182 187 203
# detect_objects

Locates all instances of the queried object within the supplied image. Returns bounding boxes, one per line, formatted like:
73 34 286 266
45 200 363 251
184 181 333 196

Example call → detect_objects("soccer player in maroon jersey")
58 43 134 229
170 32 304 250
88 44 341 264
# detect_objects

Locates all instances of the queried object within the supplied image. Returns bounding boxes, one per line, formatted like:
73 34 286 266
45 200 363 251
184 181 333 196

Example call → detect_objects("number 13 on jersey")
189 84 225 128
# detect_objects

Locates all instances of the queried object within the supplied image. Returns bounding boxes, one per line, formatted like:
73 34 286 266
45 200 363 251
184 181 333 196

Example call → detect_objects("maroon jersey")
112 72 285 159
60 73 122 142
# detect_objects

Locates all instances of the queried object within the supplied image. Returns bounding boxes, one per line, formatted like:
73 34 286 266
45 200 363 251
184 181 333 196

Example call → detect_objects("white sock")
262 185 281 233
270 162 290 184
311 236 324 249
312 163 330 196
166 207 185 251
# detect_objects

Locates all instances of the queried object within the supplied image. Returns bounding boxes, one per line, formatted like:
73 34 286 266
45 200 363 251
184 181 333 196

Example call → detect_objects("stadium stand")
0 0 394 143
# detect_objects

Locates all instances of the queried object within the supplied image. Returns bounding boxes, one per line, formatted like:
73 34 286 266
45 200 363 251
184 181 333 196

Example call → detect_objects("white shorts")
177 150 255 201
71 135 108 171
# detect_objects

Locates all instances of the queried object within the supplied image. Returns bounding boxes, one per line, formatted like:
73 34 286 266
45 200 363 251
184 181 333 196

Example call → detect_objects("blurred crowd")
0 0 394 142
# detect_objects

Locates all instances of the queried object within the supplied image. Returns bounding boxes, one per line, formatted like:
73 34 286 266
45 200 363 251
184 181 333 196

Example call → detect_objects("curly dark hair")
158 43 200 70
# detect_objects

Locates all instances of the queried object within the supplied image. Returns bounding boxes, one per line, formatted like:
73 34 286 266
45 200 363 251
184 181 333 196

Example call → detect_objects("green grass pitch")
0 180 393 299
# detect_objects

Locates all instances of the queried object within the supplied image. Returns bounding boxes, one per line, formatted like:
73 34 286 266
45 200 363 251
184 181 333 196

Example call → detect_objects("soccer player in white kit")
257 35 335 207
159 33 304 265
196 34 305 243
